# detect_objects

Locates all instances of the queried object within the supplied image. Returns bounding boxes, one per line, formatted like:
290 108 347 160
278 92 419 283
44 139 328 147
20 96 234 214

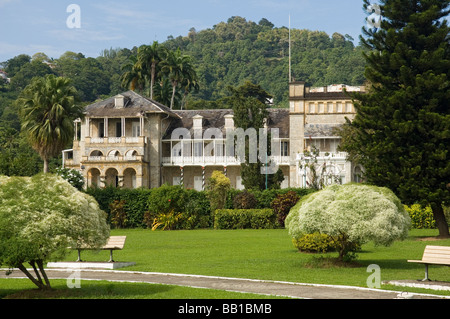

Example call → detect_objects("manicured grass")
0 278 287 299
2 228 450 298
63 228 450 288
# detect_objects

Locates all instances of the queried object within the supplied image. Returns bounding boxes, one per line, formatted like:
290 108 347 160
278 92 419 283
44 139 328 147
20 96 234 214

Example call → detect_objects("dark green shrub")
214 209 277 229
109 199 127 229
183 189 212 229
271 191 300 227
147 184 187 215
233 190 257 209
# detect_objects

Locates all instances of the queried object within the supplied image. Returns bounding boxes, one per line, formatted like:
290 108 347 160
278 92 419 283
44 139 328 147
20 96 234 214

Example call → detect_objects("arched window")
105 168 119 187
87 168 101 187
123 168 137 189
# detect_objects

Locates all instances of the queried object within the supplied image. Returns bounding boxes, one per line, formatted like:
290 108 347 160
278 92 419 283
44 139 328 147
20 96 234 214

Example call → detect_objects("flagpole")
289 14 291 82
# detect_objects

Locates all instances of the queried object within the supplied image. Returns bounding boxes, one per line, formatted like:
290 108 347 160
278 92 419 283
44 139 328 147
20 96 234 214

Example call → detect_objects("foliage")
84 186 316 229
109 200 128 229
404 204 436 229
298 145 342 190
207 170 231 213
214 209 277 229
16 74 83 172
147 184 188 215
54 167 84 190
230 82 284 190
271 191 300 227
285 184 411 261
151 209 184 231
0 174 110 289
226 187 316 209
340 0 450 237
233 190 257 209
291 232 337 253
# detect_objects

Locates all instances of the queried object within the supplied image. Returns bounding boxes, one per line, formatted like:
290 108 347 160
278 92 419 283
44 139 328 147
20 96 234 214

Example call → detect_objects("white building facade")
63 82 364 190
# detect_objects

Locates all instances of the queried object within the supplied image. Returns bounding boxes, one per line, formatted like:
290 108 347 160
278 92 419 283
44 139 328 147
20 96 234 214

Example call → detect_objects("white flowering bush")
0 173 109 289
285 184 411 261
55 167 85 190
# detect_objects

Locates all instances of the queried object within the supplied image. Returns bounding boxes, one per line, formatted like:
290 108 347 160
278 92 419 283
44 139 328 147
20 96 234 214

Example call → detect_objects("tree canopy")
285 184 411 261
0 16 366 176
0 174 110 289
340 0 450 237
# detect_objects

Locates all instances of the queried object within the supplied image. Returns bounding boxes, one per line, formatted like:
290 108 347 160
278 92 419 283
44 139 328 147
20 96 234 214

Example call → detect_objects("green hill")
163 16 366 107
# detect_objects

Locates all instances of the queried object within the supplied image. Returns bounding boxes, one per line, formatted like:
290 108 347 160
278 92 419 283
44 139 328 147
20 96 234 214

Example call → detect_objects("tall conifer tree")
341 0 450 237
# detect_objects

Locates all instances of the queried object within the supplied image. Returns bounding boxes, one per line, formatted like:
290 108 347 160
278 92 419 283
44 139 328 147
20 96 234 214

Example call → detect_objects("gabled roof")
84 90 180 118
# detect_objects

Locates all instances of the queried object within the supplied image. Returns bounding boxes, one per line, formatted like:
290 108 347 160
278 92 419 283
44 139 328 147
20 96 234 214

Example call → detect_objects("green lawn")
2 228 450 298
0 278 287 299
63 228 450 286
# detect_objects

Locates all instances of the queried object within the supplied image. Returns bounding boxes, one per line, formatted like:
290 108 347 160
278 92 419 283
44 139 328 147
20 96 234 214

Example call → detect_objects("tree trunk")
43 157 49 173
431 203 450 238
170 82 177 109
150 63 155 100
37 259 51 288
18 264 46 290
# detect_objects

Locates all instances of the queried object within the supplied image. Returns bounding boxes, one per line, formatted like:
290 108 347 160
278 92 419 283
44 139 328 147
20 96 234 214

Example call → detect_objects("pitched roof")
84 91 180 118
163 108 290 139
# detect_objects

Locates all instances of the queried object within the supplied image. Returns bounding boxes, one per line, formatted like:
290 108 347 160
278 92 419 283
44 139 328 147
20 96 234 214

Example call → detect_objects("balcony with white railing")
162 155 292 166
86 136 146 145
82 155 144 163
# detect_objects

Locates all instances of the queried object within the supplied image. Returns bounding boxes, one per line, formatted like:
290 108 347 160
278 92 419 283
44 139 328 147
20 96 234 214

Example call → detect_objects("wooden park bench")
408 245 450 281
75 236 127 263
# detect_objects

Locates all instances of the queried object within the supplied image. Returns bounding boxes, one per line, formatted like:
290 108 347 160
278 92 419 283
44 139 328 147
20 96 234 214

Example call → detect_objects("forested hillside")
0 16 366 176
164 16 366 107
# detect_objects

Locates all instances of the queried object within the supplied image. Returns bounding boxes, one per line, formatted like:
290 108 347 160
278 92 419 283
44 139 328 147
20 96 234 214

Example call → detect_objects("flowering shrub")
0 173 109 289
55 167 85 190
285 184 411 261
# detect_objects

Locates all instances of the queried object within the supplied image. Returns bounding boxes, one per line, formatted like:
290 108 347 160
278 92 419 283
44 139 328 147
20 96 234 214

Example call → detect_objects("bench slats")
102 236 127 250
75 236 127 262
407 245 450 281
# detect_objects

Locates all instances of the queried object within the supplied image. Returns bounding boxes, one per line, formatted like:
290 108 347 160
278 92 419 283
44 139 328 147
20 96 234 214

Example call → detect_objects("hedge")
84 186 316 229
214 209 278 229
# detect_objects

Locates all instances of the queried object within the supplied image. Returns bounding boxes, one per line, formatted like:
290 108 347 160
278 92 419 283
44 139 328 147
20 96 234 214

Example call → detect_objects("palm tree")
17 74 83 173
136 42 166 100
162 48 198 109
120 54 146 94
180 69 199 110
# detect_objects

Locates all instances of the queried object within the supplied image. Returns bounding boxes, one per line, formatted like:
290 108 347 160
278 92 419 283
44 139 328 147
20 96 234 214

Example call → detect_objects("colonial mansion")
63 81 365 190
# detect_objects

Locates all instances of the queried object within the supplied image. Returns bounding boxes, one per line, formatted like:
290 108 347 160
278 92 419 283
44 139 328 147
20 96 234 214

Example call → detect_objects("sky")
0 0 372 63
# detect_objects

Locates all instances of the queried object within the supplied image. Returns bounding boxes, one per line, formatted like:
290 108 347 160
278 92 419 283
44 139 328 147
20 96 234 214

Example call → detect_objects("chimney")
115 94 125 108
224 114 234 129
193 114 203 139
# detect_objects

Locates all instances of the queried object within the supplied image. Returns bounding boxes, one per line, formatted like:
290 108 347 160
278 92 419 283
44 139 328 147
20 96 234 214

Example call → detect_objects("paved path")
2 268 449 299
